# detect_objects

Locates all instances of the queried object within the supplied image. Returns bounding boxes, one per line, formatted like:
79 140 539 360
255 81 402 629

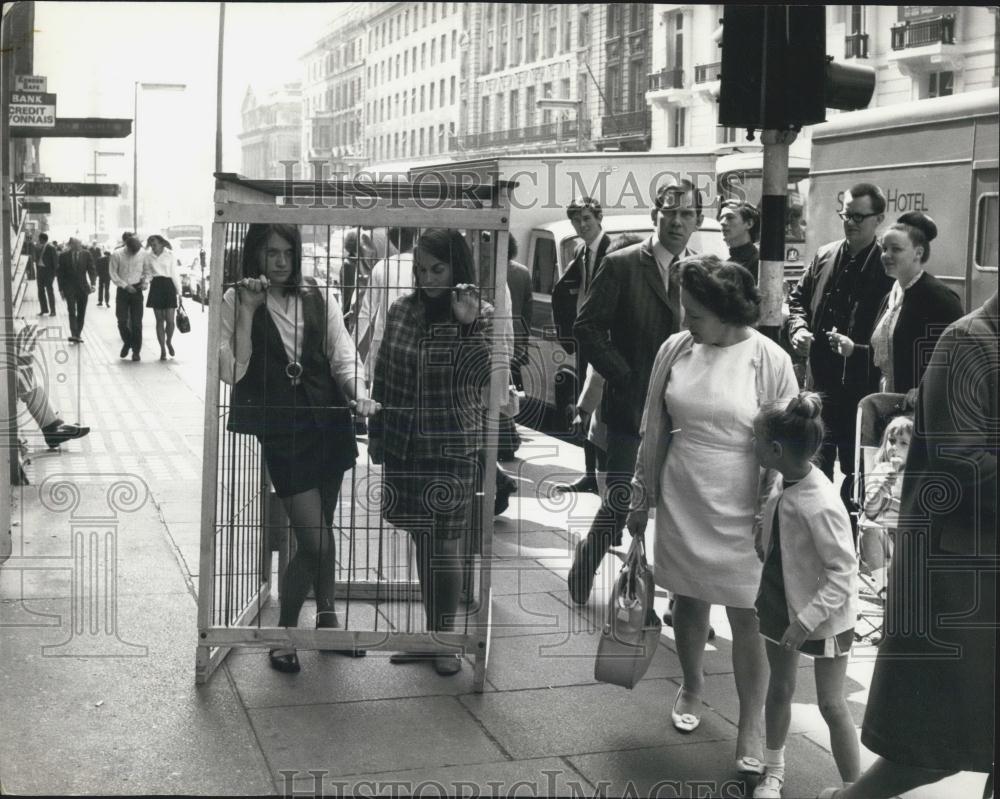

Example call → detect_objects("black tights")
412 531 462 633
277 472 344 629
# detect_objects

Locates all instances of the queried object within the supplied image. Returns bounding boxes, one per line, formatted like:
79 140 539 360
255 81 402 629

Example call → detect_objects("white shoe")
753 771 784 798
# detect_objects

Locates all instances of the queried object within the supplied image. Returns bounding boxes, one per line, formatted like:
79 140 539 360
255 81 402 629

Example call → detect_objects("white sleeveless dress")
653 336 763 608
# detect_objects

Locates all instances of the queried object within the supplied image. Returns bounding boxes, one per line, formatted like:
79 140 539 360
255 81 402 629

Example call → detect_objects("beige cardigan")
629 329 799 541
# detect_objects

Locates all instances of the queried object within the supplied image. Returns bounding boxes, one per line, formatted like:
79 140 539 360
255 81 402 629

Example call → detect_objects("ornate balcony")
647 67 683 92
891 15 956 50
462 118 592 150
693 61 721 84
598 108 651 149
845 32 870 59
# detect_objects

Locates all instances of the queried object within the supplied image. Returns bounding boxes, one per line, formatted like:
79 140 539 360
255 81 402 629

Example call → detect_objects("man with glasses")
786 182 894 517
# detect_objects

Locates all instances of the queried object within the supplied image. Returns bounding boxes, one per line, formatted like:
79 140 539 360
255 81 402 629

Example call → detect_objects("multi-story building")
362 1 464 170
300 7 366 178
595 3 654 151
646 4 999 154
461 5 596 155
238 82 303 179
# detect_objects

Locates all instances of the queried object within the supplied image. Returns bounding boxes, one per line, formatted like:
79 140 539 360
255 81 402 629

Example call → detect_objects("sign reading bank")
9 76 55 127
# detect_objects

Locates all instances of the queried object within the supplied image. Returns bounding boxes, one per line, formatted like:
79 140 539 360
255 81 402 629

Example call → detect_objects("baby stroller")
852 392 910 645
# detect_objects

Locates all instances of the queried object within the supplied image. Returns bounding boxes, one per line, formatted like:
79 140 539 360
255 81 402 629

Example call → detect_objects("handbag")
176 301 191 334
594 536 662 689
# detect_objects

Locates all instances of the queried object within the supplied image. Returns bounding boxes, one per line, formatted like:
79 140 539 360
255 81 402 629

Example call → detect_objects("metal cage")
195 173 514 690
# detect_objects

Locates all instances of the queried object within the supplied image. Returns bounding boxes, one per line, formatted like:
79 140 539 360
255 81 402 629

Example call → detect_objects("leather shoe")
554 474 599 494
567 529 612 605
43 423 90 449
268 648 300 674
433 654 462 676
120 344 130 358
132 352 141 361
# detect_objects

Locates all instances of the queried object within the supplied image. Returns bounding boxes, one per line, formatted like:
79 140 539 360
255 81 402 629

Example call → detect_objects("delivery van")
807 89 998 311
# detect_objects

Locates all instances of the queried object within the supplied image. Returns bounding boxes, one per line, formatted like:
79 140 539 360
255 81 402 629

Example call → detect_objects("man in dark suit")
56 238 94 343
35 232 57 316
551 197 611 494
567 179 703 604
786 182 894 513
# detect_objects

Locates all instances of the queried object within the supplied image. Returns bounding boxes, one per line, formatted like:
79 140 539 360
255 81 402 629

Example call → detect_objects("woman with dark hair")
627 255 798 774
829 211 963 398
719 201 761 282
369 228 493 677
144 234 181 360
219 223 380 674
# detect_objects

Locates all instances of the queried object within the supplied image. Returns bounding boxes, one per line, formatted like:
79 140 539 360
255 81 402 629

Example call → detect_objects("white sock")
764 746 785 780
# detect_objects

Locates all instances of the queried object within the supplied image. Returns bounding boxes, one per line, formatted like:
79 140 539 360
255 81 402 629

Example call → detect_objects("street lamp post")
133 81 187 233
536 97 585 152
91 150 124 241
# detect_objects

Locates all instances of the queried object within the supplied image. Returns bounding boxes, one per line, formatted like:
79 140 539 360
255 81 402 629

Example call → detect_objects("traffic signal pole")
758 129 796 338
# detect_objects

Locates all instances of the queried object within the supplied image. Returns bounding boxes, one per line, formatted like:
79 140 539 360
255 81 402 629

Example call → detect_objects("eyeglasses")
837 211 879 224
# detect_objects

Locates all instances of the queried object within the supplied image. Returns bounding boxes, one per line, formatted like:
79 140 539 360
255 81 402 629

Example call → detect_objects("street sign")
14 75 47 92
22 182 120 197
8 117 132 138
21 201 51 214
9 91 57 127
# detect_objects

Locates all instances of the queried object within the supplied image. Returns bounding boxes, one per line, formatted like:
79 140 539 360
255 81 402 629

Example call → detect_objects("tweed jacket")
786 238 893 396
56 249 94 297
574 236 693 436
851 271 963 394
900 292 997 557
369 293 494 462
759 465 859 638
629 330 799 527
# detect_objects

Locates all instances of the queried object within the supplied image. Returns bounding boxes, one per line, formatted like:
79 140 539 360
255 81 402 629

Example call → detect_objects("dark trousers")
36 269 55 314
65 292 89 338
817 387 862 521
97 275 111 305
115 286 144 353
584 430 641 548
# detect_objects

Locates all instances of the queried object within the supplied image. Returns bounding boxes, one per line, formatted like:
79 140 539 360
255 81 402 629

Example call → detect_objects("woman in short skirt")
144 234 181 360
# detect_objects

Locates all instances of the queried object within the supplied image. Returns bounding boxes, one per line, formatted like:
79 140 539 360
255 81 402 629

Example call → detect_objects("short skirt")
146 275 178 309
260 428 352 499
382 453 480 540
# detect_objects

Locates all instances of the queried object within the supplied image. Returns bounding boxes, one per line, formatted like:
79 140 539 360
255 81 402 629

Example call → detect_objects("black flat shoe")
268 648 300 673
315 612 367 657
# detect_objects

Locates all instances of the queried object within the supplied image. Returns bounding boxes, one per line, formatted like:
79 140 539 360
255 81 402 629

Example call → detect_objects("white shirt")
651 237 680 297
144 248 181 295
355 251 414 384
218 287 365 401
108 246 146 288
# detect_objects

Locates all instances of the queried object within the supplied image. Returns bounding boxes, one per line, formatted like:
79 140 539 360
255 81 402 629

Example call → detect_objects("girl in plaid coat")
369 228 493 676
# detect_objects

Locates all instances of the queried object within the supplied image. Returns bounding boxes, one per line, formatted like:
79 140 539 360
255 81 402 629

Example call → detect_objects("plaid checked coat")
370 293 494 462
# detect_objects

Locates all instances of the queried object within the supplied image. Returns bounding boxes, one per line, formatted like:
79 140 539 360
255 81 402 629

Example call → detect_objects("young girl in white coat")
750 392 861 798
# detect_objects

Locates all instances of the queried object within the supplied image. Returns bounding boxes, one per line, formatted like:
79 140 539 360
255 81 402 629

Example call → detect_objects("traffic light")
719 5 876 131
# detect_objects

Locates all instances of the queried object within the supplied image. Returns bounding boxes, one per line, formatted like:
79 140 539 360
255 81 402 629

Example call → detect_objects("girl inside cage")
368 227 493 677
220 222 381 674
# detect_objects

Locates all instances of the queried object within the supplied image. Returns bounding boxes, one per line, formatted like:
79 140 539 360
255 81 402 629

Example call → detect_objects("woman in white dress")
627 255 798 774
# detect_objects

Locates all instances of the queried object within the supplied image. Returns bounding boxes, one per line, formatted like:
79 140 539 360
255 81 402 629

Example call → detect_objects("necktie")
582 247 590 293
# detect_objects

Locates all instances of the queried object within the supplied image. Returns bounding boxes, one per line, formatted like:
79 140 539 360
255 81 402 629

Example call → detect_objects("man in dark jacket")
551 197 611 494
567 179 702 604
56 238 94 343
35 232 57 316
786 182 894 511
719 200 760 282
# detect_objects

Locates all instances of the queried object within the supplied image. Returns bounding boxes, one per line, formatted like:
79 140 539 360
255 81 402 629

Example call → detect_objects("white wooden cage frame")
195 173 513 690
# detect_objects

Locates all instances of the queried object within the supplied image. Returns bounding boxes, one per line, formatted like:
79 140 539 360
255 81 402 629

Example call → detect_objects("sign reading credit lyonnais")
9 92 57 127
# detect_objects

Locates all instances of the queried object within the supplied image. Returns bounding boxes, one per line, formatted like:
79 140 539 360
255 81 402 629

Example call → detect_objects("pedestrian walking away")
220 223 380 674
144 234 182 360
34 232 58 316
109 233 147 361
95 248 112 307
56 237 94 343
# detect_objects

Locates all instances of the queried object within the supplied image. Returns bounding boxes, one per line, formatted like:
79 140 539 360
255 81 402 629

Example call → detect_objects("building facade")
362 1 464 170
300 7 366 178
238 83 303 179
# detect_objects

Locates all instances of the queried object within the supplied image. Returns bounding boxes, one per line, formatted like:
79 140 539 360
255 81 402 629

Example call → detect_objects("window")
481 95 490 131
440 79 446 107
421 43 427 69
430 82 435 109
605 65 621 114
630 3 642 31
450 76 456 104
498 6 508 69
431 38 437 65
419 128 425 155
975 193 999 269
577 73 588 118
607 4 621 37
525 84 536 126
512 7 524 66
628 61 644 111
438 123 445 152
546 5 558 58
509 88 520 129
405 9 409 35
850 5 864 33
428 124 435 154
442 34 447 60
402 92 408 115
560 77 571 99
671 11 684 70
578 10 590 46
528 6 541 61
541 81 553 123
432 2 437 23
420 85 426 111
495 92 504 130
928 70 954 98
672 106 686 147
452 30 457 59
